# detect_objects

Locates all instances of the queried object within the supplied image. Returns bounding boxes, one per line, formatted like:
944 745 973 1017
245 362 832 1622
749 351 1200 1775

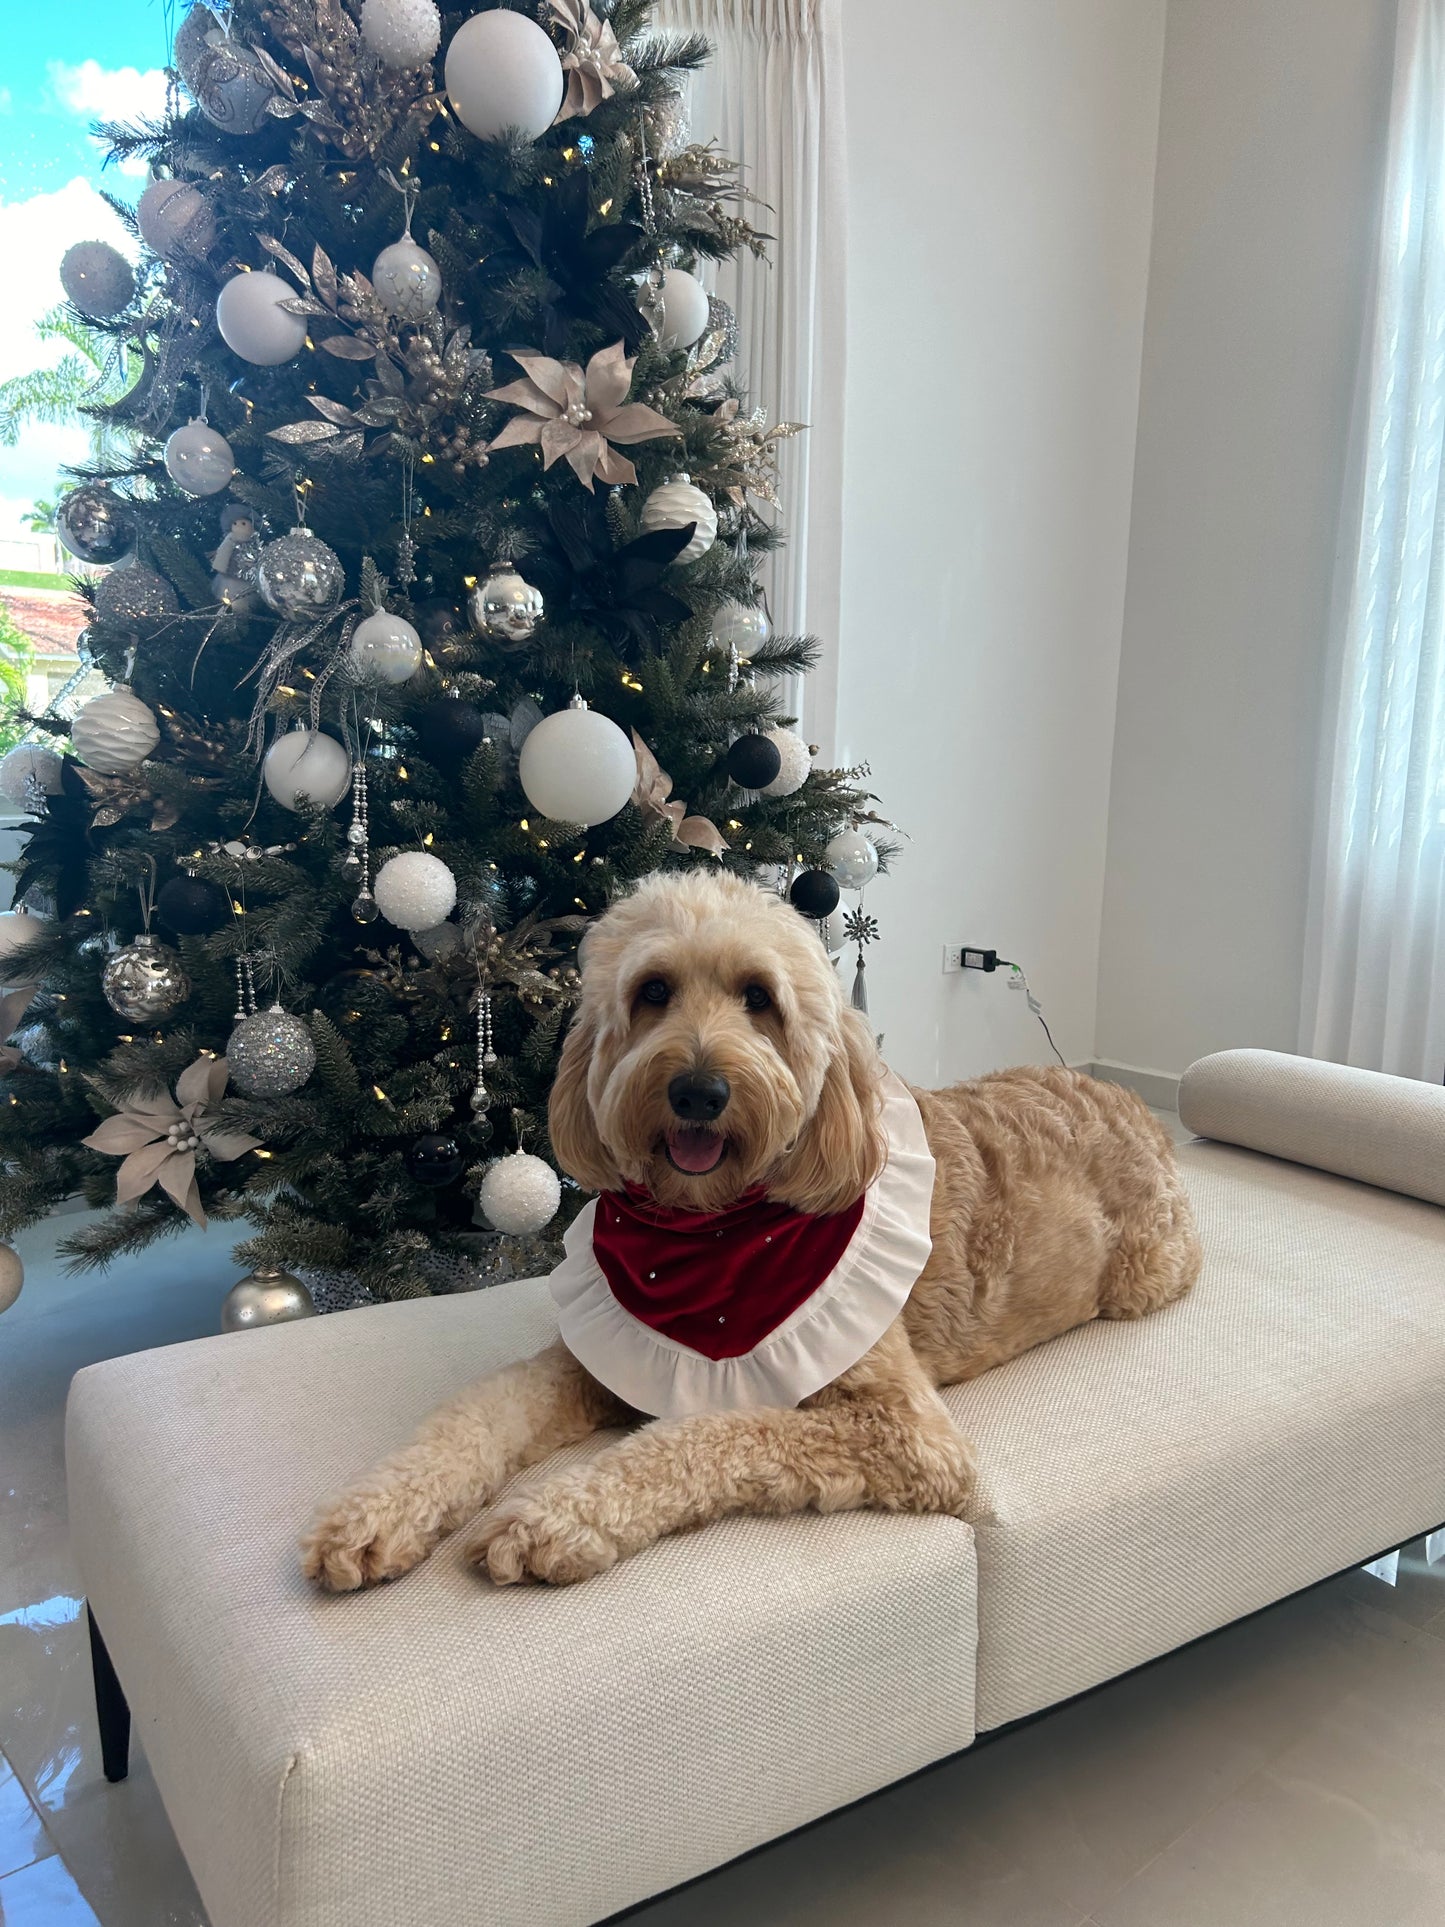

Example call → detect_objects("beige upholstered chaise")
65 1049 1445 1927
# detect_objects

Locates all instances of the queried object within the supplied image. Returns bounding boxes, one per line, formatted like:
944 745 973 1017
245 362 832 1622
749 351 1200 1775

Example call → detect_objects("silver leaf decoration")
267 420 340 444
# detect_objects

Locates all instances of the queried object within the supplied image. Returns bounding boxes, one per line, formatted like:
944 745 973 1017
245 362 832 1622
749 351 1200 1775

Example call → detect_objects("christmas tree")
0 0 884 1311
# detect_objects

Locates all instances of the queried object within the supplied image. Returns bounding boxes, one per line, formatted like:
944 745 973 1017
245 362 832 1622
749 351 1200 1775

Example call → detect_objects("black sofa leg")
87 1606 130 1784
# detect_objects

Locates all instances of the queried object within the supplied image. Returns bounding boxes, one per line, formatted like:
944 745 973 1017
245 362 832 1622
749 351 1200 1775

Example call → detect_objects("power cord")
996 961 1067 1068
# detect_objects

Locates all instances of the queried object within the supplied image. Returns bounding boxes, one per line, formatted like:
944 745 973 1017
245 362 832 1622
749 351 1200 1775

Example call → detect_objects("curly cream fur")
303 870 1200 1591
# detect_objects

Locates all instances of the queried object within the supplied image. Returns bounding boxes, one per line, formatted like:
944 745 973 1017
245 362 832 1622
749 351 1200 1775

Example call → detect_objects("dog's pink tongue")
667 1128 726 1174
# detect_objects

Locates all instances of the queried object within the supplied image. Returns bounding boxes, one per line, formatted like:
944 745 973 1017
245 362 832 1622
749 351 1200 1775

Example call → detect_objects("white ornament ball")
651 267 709 353
216 269 307 366
477 1151 561 1236
372 237 442 320
0 1244 21 1317
761 729 811 798
444 9 564 142
518 699 636 827
60 241 134 319
373 851 457 931
361 0 441 67
262 729 351 811
164 418 235 496
711 600 771 652
349 610 422 684
71 687 160 775
639 476 717 564
0 908 49 986
0 743 64 809
826 828 879 893
136 177 215 258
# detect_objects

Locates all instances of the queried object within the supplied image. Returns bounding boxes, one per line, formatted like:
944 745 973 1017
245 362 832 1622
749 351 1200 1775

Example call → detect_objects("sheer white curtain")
1303 0 1445 1080
655 0 846 752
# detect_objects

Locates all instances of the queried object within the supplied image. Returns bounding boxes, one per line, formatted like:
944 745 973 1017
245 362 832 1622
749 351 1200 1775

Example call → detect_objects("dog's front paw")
462 1487 620 1587
300 1482 436 1592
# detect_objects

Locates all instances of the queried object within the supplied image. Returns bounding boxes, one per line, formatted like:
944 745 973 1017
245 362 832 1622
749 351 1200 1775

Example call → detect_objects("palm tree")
0 308 137 461
25 499 58 533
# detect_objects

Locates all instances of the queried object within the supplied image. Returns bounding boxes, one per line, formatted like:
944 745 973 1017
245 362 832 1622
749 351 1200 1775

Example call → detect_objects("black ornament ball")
156 874 229 936
407 1132 465 1188
416 597 466 648
725 732 784 790
413 696 489 767
789 868 841 919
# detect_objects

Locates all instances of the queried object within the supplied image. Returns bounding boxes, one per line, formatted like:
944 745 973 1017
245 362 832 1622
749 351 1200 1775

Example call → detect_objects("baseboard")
1086 1060 1181 1112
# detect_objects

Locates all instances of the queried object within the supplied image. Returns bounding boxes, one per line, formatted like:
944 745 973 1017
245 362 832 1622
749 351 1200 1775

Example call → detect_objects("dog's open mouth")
664 1127 728 1176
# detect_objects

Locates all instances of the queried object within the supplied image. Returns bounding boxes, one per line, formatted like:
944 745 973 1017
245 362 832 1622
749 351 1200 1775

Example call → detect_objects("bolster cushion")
1178 1048 1445 1207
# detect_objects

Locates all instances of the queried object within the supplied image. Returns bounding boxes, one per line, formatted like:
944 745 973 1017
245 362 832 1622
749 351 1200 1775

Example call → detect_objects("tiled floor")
5 1156 1445 1926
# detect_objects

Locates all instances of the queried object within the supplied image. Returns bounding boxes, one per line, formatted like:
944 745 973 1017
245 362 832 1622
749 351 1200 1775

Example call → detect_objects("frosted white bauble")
262 729 351 811
136 177 214 258
361 0 441 67
0 743 64 809
711 600 771 653
652 267 709 353
0 908 48 986
0 1244 21 1316
826 828 879 892
639 476 717 564
71 687 160 774
477 1151 561 1236
372 237 442 319
761 728 811 798
349 610 422 684
444 9 564 142
164 418 235 496
373 851 457 931
216 269 307 366
518 698 636 827
60 241 134 319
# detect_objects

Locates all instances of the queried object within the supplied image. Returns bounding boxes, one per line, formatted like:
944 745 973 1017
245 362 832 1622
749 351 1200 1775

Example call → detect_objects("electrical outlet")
941 944 963 974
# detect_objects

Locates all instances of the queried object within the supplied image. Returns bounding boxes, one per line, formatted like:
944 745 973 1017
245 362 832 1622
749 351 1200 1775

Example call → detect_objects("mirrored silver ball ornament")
226 1003 316 1097
220 1268 317 1332
57 485 135 567
825 828 879 893
710 600 770 653
372 237 442 320
257 528 344 619
348 609 422 683
469 564 544 645
164 418 235 496
94 567 179 629
60 241 135 319
101 934 191 1022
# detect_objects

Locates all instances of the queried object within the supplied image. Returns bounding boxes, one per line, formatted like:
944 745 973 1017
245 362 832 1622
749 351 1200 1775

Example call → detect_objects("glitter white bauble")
71 687 160 774
221 1267 316 1332
262 729 351 811
0 908 48 986
360 0 441 68
0 743 64 809
136 177 215 258
257 527 344 618
639 476 717 564
94 567 179 628
101 934 190 1022
348 610 422 684
60 241 135 320
57 485 135 566
216 269 307 366
444 9 564 142
372 237 442 319
0 1245 21 1316
164 418 235 496
469 564 544 644
650 267 709 353
518 697 636 826
373 851 457 931
826 828 879 892
226 1004 316 1097
477 1151 561 1235
711 600 771 652
761 728 811 798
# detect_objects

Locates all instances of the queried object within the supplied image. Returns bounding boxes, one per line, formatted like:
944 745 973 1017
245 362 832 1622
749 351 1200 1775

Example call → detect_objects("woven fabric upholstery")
66 1280 978 1927
948 1140 1445 1729
1179 1048 1445 1207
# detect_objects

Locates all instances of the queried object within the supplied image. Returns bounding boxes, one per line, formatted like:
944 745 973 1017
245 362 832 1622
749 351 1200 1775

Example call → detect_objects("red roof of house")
0 587 87 659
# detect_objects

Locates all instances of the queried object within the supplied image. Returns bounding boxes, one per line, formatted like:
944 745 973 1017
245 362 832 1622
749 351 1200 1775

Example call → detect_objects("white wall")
1095 0 1398 1080
834 0 1166 1086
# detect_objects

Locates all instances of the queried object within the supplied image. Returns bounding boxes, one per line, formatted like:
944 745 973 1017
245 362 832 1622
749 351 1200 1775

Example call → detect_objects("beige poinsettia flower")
82 1055 261 1228
0 984 35 1076
485 341 678 489
547 0 636 119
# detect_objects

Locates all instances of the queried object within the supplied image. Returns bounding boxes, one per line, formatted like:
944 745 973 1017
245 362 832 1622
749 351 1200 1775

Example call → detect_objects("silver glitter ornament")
257 528 344 619
94 567 179 629
57 485 136 567
706 294 739 366
101 934 191 1022
226 1003 316 1097
468 563 544 645
60 241 135 320
220 1267 317 1332
176 6 275 133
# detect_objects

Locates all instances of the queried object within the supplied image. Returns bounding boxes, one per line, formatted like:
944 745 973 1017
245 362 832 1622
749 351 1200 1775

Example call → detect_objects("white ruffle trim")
549 1068 936 1418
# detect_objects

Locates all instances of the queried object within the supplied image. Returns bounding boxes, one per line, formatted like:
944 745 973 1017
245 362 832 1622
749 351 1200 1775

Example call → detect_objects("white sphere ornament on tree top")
137 177 215 258
477 1151 561 1235
444 9 564 141
639 475 717 564
361 0 441 68
60 241 135 319
257 528 344 618
372 851 457 931
164 418 235 496
71 687 160 775
226 1005 316 1097
761 728 811 798
263 728 351 811
826 828 879 892
372 236 442 320
0 743 64 809
518 696 636 826
216 269 308 366
646 267 710 353
0 1244 22 1317
348 609 422 684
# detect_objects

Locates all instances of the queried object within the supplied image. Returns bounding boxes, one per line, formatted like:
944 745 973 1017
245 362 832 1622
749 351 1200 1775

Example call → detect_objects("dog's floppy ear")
548 1004 623 1193
770 1007 886 1216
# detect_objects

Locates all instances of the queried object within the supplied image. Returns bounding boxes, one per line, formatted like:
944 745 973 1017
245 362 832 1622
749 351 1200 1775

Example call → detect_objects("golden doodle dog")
303 869 1200 1591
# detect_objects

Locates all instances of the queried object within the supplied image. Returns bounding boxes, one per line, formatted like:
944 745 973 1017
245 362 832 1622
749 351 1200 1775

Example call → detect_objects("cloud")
50 59 170 176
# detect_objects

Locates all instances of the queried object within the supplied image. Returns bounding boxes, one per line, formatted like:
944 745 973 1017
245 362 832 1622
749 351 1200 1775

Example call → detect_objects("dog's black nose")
668 1071 730 1121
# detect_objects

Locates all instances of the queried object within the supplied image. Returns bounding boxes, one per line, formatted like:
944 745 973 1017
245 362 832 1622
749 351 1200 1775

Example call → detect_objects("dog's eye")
638 978 671 1007
743 983 772 1012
